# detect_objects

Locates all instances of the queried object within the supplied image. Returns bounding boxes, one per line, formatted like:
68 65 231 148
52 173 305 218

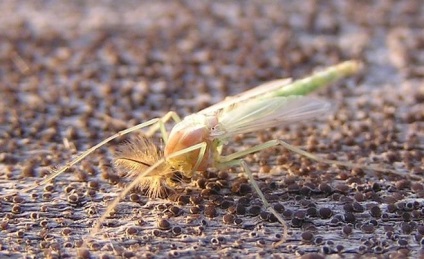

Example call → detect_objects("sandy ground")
0 0 423 258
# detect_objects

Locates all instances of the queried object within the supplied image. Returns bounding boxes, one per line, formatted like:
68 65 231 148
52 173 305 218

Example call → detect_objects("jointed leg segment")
145 111 181 142
1 112 182 198
217 137 421 247
274 139 424 181
220 139 422 181
89 141 210 239
239 160 289 247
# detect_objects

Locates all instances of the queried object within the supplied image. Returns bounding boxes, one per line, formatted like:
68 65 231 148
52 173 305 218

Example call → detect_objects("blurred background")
0 1 423 258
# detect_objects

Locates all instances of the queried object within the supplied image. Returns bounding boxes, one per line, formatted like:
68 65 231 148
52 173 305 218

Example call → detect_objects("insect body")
161 60 358 180
114 61 363 203
4 60 415 247
107 61 362 246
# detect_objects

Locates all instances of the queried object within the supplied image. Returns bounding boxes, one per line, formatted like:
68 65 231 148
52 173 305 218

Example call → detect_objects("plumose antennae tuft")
114 136 174 198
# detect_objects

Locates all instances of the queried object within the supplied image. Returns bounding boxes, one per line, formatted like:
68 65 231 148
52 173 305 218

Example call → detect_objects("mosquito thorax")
164 114 218 171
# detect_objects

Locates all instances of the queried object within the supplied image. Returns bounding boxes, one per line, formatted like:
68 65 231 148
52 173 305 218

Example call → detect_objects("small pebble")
157 219 171 230
319 207 333 219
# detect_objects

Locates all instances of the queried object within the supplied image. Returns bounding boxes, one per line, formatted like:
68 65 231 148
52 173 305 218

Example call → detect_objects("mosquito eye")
211 125 221 132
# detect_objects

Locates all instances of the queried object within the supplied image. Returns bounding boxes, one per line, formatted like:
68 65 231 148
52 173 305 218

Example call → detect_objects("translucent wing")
199 78 292 115
213 96 330 139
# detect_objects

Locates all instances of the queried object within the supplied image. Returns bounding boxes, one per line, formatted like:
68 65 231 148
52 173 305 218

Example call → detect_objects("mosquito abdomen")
267 60 362 97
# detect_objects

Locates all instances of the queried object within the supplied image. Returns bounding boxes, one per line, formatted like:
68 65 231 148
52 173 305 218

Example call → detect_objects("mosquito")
3 60 418 247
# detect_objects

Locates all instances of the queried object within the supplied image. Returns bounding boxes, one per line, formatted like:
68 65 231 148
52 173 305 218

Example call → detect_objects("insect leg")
220 139 422 181
219 140 279 163
89 156 169 239
191 142 207 173
239 160 288 247
216 157 288 247
145 111 181 143
1 118 164 198
273 139 424 181
88 141 208 240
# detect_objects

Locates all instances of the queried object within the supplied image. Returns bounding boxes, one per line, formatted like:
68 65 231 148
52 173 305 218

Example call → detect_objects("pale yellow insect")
3 61 419 248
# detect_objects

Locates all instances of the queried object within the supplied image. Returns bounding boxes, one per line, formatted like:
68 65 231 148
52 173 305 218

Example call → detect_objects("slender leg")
220 139 422 181
88 141 209 239
1 112 182 198
191 142 208 173
145 111 182 143
274 139 423 180
220 140 279 163
238 160 288 247
215 138 423 247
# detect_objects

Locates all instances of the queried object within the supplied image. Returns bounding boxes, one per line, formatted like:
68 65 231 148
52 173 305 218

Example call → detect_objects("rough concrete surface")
0 1 423 258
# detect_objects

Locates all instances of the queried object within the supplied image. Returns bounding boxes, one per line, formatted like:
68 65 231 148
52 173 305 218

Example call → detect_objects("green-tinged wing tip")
268 60 363 98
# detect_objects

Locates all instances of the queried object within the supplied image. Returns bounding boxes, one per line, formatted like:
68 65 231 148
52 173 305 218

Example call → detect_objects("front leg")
145 111 181 143
0 112 181 198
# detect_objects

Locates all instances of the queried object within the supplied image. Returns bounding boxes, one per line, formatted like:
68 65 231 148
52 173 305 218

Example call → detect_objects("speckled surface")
0 1 423 258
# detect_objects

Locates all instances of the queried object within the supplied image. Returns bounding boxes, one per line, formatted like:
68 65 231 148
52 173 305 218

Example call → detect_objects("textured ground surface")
0 0 423 258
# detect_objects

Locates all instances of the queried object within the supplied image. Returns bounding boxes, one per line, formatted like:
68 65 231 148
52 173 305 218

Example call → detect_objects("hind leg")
219 139 421 181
